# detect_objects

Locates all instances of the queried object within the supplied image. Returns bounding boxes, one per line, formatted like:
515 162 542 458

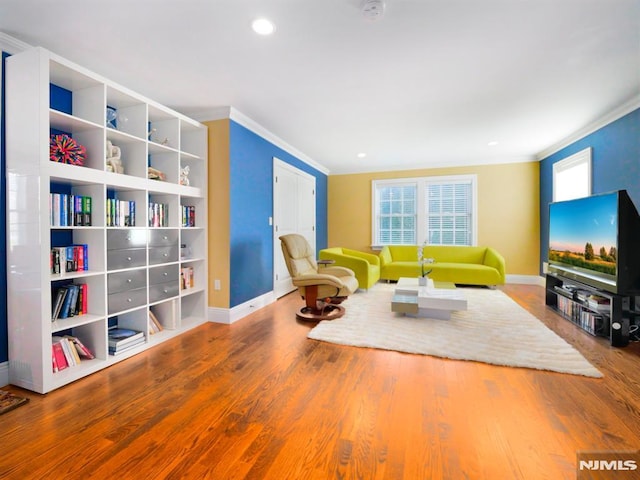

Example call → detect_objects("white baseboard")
506 274 545 286
0 361 8 388
208 290 277 324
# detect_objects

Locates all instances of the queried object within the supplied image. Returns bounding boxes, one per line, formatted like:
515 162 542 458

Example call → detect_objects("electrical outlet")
214 279 221 290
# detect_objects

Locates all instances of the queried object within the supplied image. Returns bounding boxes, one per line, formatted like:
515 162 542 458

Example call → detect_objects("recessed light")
357 152 367 158
488 141 499 147
252 18 276 35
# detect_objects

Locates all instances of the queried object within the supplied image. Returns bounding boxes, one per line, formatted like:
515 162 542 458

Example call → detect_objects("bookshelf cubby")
6 46 208 393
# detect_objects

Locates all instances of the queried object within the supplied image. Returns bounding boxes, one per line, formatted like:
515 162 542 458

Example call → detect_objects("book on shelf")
106 198 136 227
65 246 76 272
57 286 75 320
52 286 68 320
68 285 80 317
50 247 64 274
50 244 88 275
149 202 169 227
64 285 78 318
49 193 93 227
80 283 88 314
52 283 87 320
180 266 194 290
71 244 88 271
83 196 92 225
64 335 95 359
181 205 196 227
52 336 79 367
108 327 145 349
148 310 164 334
52 346 59 373
68 338 81 365
108 337 145 356
51 339 69 372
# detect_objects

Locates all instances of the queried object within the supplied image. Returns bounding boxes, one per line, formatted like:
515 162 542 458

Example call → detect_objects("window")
426 180 473 246
372 175 477 247
376 183 417 244
553 147 591 201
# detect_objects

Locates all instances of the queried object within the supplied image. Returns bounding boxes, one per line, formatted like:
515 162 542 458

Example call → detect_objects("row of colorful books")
106 198 136 227
52 335 94 372
49 193 92 227
50 244 89 274
149 202 169 227
180 266 195 290
181 205 196 227
52 283 88 321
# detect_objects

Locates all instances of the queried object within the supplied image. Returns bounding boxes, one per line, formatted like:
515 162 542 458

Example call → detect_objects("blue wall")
229 121 328 307
539 108 640 272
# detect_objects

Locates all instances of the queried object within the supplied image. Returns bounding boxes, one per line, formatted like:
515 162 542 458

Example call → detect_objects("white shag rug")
308 283 603 378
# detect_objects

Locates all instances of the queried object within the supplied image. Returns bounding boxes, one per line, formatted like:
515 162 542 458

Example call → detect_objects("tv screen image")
548 190 640 294
549 193 617 280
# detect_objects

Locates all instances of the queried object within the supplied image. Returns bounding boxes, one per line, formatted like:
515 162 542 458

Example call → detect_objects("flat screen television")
548 190 640 294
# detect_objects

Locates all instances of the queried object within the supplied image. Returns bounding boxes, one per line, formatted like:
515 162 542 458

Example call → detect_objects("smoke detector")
361 0 386 20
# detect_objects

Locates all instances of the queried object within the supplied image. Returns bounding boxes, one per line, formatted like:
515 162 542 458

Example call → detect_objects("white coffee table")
391 277 467 320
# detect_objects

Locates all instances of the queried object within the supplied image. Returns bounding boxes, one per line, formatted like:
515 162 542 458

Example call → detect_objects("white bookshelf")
5 47 208 393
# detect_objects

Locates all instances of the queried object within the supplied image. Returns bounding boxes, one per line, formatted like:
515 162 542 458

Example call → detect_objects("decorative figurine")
148 127 170 146
106 140 124 174
180 165 190 186
148 166 166 181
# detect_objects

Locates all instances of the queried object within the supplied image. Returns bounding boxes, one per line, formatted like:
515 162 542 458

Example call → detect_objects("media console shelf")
545 273 636 347
6 47 208 393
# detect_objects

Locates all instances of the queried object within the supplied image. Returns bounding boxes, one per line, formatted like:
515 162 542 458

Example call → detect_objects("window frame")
371 179 418 247
371 174 477 249
552 147 592 202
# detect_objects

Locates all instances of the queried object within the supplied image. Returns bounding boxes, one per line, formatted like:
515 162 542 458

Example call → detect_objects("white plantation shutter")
375 183 417 245
426 181 472 246
373 175 476 247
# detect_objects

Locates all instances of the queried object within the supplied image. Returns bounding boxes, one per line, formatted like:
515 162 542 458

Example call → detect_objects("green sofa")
379 245 506 286
318 247 381 289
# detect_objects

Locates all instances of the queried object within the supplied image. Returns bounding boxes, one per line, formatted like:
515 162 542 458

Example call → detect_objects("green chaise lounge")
318 247 381 289
379 245 506 286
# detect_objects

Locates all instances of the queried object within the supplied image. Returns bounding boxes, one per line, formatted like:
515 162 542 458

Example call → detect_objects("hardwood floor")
1 284 639 479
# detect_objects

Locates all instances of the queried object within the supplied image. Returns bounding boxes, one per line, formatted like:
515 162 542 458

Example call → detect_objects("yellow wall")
205 119 231 308
327 162 540 275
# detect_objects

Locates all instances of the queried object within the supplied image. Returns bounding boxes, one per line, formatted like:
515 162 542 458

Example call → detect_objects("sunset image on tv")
549 193 618 277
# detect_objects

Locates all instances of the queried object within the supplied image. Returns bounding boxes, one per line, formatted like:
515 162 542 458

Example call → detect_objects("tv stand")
545 273 637 347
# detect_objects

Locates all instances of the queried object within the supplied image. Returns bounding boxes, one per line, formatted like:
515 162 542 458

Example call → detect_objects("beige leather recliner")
279 234 359 321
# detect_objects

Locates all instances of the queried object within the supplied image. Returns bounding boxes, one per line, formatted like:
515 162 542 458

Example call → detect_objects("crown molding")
536 95 640 161
0 32 32 54
192 106 330 175
330 154 536 175
191 106 231 122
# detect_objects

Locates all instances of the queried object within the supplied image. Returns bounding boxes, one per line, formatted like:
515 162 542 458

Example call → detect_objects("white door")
273 158 316 298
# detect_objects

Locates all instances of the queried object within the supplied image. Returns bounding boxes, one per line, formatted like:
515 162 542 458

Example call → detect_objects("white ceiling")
1 0 639 174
